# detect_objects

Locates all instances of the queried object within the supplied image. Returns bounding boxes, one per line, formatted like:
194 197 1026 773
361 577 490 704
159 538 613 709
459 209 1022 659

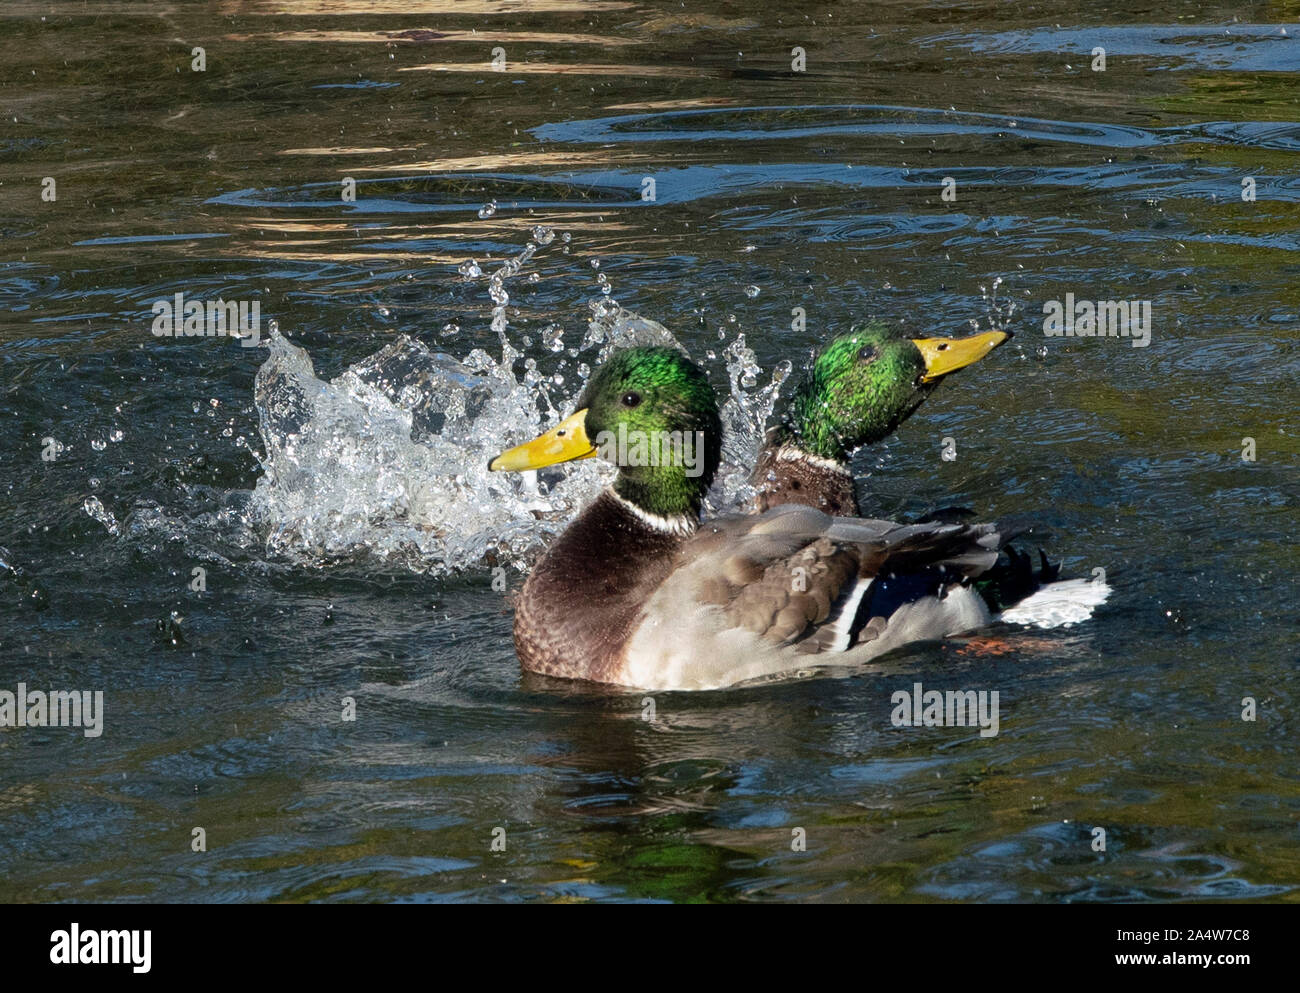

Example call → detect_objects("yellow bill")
910 330 1008 382
488 408 597 472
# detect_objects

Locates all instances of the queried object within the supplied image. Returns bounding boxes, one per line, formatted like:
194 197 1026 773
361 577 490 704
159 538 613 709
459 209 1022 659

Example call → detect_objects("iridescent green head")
780 323 1007 462
490 346 723 519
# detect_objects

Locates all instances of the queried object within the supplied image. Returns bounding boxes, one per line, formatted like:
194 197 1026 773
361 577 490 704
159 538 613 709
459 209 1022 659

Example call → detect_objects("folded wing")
675 504 1002 655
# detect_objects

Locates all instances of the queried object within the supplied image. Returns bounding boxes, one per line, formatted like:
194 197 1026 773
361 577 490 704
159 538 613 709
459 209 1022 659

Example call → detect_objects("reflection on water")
928 23 1300 73
1 0 1299 902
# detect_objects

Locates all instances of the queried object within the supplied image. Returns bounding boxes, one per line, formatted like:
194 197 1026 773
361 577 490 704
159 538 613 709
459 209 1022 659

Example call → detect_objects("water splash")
82 496 121 537
246 297 788 576
970 275 1018 336
246 328 609 574
707 332 791 516
970 275 1028 362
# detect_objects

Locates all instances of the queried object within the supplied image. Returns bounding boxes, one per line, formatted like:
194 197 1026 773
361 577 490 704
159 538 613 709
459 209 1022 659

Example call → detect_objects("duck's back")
619 504 1002 690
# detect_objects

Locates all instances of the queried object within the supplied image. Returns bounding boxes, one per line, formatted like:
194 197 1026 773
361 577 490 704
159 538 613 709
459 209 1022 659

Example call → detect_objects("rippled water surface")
1 1 1298 902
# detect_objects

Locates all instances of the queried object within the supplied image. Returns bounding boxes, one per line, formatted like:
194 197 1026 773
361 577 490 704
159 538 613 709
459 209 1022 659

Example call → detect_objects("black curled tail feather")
974 544 1060 612
907 510 1063 612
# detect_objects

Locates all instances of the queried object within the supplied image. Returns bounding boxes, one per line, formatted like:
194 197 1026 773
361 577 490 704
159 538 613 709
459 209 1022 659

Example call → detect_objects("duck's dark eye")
621 391 642 408
857 346 878 362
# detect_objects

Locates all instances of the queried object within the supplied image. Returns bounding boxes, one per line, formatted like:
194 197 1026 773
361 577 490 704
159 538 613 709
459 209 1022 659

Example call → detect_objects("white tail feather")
997 577 1110 629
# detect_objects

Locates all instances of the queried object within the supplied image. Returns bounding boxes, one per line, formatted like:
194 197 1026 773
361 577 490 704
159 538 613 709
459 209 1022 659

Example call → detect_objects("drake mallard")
488 346 1105 690
749 323 1101 621
752 323 1008 515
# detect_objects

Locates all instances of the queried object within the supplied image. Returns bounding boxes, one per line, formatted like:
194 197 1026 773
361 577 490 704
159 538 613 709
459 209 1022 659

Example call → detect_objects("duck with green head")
752 322 1007 514
489 344 1105 690
753 321 1088 613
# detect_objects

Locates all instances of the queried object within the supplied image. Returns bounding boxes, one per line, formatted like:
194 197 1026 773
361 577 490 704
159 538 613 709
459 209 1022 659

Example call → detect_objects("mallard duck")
750 323 1095 620
488 346 1105 690
752 323 1008 514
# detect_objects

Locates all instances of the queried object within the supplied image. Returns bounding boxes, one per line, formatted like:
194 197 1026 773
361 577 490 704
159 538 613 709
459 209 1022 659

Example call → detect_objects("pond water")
1 0 1298 902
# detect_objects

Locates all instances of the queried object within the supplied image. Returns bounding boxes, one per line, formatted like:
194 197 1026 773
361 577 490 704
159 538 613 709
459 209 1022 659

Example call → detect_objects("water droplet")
109 429 124 443
745 285 760 298
441 322 459 337
1163 607 1188 632
458 260 483 279
91 439 107 452
477 200 497 219
531 225 555 245
155 611 185 646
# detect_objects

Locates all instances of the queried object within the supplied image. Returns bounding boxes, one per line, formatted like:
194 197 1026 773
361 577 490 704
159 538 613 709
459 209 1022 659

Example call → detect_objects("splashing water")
246 329 600 573
708 332 791 516
82 496 122 538
243 239 791 576
971 276 1019 337
968 275 1031 364
90 234 791 575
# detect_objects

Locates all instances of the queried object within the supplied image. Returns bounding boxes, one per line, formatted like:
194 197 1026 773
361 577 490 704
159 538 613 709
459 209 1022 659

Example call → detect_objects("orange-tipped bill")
911 330 1009 383
488 408 596 472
